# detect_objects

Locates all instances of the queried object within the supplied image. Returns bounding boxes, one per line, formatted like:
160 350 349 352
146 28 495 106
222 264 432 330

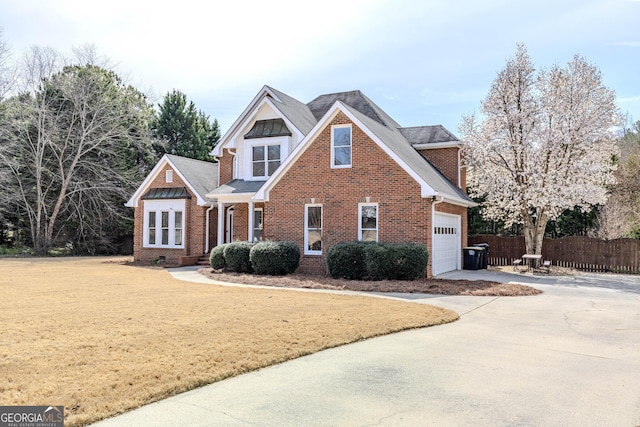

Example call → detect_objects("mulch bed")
198 269 542 297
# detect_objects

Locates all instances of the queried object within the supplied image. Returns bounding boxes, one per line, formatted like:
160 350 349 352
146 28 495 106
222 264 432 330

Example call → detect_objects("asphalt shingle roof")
307 90 401 129
399 125 460 145
266 86 317 136
165 154 218 201
340 103 472 205
209 179 266 195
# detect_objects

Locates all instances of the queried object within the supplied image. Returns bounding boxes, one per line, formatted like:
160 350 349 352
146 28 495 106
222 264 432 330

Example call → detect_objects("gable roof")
125 154 218 207
341 105 472 205
256 100 475 206
211 85 316 157
212 85 474 207
266 86 317 136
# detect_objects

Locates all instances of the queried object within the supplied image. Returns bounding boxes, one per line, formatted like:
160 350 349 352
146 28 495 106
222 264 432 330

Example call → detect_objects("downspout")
457 148 462 188
228 149 238 179
205 203 215 254
431 195 444 276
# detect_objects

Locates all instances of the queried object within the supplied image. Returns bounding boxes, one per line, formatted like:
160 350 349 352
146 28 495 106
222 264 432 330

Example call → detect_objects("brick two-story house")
127 86 475 276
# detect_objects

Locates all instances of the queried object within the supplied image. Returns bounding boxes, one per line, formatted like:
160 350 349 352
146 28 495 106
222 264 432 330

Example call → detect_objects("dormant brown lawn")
0 257 457 426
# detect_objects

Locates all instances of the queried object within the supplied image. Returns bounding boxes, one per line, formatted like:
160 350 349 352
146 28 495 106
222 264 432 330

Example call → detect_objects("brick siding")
265 111 450 276
132 162 217 265
417 147 462 188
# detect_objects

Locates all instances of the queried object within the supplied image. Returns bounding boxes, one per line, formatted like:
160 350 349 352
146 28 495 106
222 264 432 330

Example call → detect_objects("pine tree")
153 90 220 162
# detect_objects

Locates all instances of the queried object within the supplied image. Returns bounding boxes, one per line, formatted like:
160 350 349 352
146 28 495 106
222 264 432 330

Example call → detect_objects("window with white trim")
148 211 157 245
359 203 378 242
143 200 185 248
253 208 263 242
304 204 322 255
165 170 173 183
252 144 281 178
161 211 169 245
174 211 183 245
331 125 352 168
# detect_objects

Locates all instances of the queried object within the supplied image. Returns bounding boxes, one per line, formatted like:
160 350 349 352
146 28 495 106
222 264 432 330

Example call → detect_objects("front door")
226 207 234 243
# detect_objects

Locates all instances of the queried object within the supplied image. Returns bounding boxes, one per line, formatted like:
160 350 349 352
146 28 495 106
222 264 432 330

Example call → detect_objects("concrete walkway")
94 269 640 427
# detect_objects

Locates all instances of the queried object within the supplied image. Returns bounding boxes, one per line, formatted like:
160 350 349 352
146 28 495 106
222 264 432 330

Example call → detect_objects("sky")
1 0 639 136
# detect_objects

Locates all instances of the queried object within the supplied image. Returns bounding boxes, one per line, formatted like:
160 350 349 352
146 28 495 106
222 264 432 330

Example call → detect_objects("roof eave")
413 141 461 149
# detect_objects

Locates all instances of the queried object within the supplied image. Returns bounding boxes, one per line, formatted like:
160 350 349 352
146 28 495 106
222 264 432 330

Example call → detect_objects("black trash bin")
463 247 483 270
475 243 489 269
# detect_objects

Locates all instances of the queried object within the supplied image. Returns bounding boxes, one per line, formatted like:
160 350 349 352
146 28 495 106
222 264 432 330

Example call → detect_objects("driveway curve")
94 269 640 427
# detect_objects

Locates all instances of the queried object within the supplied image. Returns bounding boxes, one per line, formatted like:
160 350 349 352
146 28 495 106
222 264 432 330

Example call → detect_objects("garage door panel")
433 213 461 275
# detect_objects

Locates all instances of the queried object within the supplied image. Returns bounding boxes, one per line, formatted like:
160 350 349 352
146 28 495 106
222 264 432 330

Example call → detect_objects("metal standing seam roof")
141 187 191 200
244 118 292 139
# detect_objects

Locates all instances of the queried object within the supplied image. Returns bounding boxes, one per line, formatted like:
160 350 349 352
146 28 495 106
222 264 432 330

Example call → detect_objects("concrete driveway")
94 269 640 427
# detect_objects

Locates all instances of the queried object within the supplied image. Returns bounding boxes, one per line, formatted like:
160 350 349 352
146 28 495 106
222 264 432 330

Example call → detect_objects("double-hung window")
252 145 281 178
304 204 322 255
359 203 378 242
148 211 157 245
331 125 352 168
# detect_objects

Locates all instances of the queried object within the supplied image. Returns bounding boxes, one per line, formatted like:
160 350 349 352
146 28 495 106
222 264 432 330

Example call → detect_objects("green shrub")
209 244 228 270
362 243 390 281
250 241 300 275
223 242 253 273
327 241 370 279
328 241 429 280
384 243 429 280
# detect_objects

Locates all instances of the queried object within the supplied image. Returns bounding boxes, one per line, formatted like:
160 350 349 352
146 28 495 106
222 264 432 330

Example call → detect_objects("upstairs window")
359 203 378 242
331 125 352 168
252 145 281 178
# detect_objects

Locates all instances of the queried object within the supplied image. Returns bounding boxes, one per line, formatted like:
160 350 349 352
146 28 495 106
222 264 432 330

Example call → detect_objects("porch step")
196 255 210 266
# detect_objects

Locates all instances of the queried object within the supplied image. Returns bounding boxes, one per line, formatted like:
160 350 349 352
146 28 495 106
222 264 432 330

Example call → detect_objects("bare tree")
461 45 620 255
0 29 17 99
1 49 153 253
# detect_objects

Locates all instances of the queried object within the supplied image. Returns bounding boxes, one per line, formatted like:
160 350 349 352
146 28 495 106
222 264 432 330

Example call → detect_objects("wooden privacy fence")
468 235 640 274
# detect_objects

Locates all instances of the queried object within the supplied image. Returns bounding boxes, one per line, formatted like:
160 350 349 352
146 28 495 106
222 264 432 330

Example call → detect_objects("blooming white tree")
460 45 619 255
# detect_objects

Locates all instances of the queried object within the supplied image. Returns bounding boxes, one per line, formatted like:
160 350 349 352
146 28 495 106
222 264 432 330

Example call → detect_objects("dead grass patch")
0 257 457 426
199 270 543 297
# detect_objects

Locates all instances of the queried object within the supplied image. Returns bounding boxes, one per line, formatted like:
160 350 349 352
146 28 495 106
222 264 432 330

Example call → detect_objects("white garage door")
433 213 461 275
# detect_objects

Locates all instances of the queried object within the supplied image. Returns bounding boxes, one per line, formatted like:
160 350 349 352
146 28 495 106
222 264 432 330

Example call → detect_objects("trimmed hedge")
327 241 429 280
223 241 254 273
250 241 300 275
382 243 429 280
209 243 229 270
326 241 375 279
